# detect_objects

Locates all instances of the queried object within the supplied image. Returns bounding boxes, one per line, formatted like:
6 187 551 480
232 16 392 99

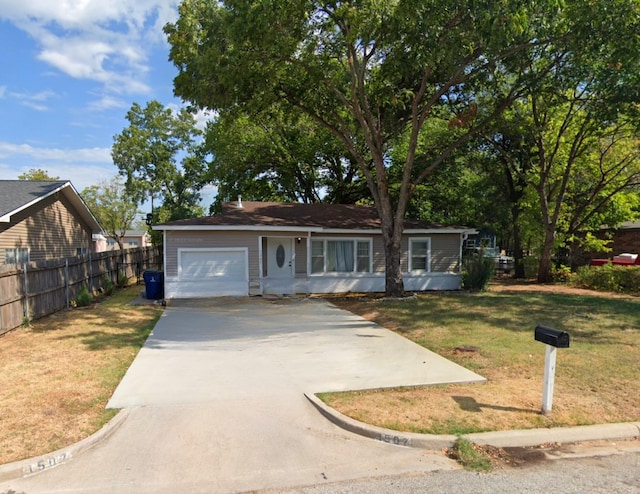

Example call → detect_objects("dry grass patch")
0 286 162 464
324 284 640 435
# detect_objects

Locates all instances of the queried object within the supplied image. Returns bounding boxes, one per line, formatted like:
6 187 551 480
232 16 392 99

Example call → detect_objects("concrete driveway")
1 297 484 494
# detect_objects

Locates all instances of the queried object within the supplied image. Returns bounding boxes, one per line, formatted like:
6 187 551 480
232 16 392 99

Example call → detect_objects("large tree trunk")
383 232 404 297
377 196 405 297
537 225 556 283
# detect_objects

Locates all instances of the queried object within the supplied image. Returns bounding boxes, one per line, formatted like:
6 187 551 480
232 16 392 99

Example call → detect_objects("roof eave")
153 225 324 232
154 225 477 234
60 183 103 233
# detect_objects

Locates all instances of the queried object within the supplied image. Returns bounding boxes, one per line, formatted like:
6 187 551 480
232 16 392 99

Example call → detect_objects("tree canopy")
166 0 573 295
112 100 206 223
203 106 370 212
165 0 640 291
81 177 140 251
18 169 59 181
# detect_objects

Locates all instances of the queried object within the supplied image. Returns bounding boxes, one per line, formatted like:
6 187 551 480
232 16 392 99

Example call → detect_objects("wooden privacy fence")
0 246 162 336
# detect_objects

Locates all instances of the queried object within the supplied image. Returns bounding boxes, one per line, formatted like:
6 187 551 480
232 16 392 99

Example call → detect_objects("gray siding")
401 234 461 273
164 229 462 296
0 194 92 264
165 230 262 279
431 234 462 272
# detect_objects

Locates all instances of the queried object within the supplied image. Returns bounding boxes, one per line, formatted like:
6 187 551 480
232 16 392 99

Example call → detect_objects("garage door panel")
181 251 246 279
177 249 248 297
165 278 248 298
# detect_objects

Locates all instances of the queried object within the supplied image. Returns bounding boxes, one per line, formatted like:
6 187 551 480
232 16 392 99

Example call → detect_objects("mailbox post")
534 325 570 414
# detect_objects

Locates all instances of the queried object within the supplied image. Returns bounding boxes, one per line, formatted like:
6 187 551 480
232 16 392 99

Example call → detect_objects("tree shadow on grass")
54 329 152 351
452 395 536 414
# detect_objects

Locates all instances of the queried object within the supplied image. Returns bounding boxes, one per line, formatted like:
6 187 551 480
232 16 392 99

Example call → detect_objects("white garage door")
176 248 249 297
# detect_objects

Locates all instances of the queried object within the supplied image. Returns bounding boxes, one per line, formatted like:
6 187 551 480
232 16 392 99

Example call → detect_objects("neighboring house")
153 200 476 299
95 230 152 252
607 221 640 255
579 220 640 266
0 180 102 264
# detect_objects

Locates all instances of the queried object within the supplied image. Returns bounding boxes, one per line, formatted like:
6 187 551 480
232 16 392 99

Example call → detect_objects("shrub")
574 264 617 292
462 251 495 291
551 264 572 283
573 264 640 294
75 285 93 307
117 273 129 288
102 275 115 296
615 266 640 293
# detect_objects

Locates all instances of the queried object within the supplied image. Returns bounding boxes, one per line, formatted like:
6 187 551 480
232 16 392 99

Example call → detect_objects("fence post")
89 252 93 292
22 262 29 323
65 258 70 308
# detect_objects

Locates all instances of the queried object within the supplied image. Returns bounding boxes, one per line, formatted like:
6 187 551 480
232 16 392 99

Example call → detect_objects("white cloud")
0 0 179 31
87 94 129 111
9 89 57 111
0 86 6 98
193 108 215 130
0 140 117 190
166 103 215 131
0 1 179 98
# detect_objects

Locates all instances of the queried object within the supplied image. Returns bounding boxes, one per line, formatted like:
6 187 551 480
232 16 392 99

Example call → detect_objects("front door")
267 238 294 278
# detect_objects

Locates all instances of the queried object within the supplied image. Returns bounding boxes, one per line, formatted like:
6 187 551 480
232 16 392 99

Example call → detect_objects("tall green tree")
81 178 141 251
112 100 207 222
476 0 640 282
18 169 59 181
479 101 542 278
204 106 370 212
165 0 562 296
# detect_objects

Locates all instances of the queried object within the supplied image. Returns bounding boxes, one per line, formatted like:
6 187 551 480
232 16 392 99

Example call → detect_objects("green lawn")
325 288 640 434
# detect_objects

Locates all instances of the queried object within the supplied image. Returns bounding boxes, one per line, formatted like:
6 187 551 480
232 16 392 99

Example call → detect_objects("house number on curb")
376 433 410 446
24 452 71 475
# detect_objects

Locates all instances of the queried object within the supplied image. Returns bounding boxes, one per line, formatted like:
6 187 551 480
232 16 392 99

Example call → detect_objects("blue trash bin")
143 270 164 300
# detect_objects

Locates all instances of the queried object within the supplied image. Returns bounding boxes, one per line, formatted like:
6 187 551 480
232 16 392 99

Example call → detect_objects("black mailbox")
535 325 570 348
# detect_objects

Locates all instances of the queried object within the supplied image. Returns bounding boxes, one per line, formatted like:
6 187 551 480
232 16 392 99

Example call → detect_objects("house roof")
154 200 475 233
0 180 102 233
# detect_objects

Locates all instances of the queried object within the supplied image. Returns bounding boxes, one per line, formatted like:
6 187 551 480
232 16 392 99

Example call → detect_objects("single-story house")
0 180 102 264
153 200 476 298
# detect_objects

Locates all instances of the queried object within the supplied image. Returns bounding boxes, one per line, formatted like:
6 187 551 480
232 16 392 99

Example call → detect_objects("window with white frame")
409 238 431 272
106 238 116 246
76 247 88 256
311 239 371 274
128 239 139 246
4 248 29 264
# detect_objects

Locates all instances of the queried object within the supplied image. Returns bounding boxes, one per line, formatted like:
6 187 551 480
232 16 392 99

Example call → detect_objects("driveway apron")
1 298 484 494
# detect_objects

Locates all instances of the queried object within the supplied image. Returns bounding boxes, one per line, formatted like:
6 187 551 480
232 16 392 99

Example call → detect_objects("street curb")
0 409 130 483
305 393 457 450
305 393 640 450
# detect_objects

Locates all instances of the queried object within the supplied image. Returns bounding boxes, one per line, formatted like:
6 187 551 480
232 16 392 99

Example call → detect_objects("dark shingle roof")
0 180 69 217
0 180 102 232
156 201 467 231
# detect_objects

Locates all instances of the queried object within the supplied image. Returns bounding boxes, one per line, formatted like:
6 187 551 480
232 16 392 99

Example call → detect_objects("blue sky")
0 0 213 209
